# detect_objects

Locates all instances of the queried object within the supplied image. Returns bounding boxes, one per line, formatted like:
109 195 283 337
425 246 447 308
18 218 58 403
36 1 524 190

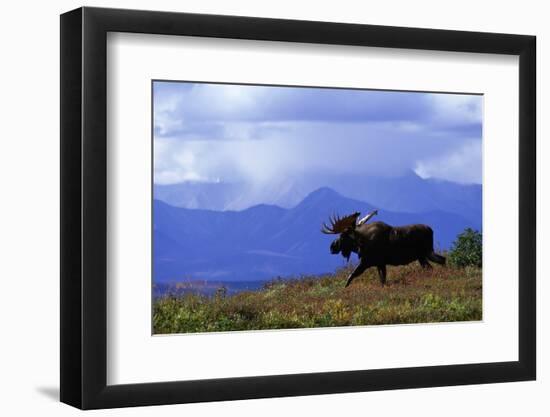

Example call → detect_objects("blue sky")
153 81 483 186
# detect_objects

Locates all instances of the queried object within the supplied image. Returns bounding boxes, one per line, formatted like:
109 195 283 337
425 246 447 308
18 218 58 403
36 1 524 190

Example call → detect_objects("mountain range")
154 185 481 282
154 171 482 224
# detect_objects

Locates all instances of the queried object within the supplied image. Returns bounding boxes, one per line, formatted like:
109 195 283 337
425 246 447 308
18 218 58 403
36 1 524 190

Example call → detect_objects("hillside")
154 187 478 282
153 263 482 334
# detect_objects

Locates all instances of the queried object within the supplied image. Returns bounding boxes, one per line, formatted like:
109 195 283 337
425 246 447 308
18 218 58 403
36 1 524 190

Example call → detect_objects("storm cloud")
153 81 482 185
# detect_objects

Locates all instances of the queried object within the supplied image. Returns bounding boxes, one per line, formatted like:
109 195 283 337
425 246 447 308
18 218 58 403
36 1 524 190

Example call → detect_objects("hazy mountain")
153 181 242 210
324 171 482 224
154 171 481 224
154 187 479 282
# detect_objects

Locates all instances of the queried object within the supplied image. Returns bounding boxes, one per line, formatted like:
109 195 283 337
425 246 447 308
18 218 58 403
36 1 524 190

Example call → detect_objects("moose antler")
357 209 378 226
321 212 360 234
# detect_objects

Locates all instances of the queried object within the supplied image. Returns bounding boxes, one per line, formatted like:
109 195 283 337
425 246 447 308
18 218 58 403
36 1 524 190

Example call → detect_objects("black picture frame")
60 6 536 410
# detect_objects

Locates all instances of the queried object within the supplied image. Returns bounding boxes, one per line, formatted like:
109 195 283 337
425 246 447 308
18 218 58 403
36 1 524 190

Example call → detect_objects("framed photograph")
60 6 536 409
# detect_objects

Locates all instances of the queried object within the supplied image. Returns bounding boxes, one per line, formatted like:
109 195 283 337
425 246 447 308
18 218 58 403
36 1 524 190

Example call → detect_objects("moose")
321 210 446 287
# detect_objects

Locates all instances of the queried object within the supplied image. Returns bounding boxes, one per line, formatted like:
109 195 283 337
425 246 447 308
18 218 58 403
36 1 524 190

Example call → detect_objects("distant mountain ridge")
154 187 480 282
154 171 481 224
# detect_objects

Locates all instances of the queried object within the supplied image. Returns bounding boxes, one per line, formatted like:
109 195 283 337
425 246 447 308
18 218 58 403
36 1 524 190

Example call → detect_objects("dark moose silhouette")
322 210 446 287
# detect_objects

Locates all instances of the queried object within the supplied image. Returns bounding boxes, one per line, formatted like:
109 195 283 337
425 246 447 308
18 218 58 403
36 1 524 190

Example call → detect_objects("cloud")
153 81 483 185
414 140 482 184
153 82 442 135
428 94 483 127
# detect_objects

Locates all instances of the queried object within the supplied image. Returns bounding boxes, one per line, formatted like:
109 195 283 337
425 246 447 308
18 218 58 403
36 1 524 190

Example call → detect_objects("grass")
153 263 482 334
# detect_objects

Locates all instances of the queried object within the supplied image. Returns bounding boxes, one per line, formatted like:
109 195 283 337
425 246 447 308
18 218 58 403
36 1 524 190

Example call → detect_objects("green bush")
448 228 482 268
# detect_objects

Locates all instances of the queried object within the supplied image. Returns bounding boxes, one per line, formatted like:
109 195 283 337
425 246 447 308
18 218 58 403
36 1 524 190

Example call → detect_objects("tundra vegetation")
153 251 482 334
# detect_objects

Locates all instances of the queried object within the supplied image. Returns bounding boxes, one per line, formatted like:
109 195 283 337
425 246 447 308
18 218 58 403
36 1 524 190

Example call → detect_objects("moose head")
321 210 378 261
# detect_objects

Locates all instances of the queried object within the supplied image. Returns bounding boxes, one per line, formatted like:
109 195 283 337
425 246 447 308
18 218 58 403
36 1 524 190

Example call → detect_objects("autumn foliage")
153 263 482 334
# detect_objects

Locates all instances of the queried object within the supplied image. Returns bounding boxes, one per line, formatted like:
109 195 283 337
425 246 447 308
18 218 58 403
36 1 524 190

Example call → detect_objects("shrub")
448 228 482 268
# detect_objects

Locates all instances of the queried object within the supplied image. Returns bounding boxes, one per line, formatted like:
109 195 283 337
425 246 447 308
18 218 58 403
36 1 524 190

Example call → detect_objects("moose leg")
377 265 387 286
345 261 369 288
418 258 433 269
